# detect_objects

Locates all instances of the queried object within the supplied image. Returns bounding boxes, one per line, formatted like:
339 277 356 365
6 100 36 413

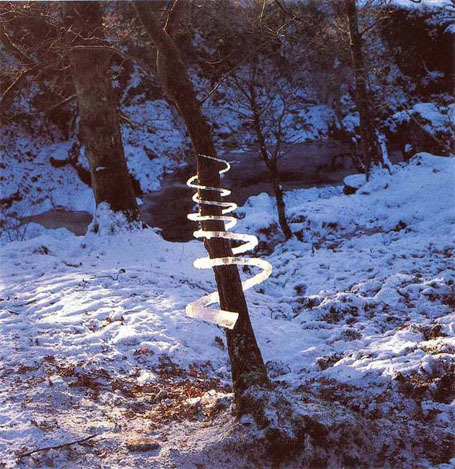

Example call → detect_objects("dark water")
140 141 354 241
20 141 402 242
21 210 93 236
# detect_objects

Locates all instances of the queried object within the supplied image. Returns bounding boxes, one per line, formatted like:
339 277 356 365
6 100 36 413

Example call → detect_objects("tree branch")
0 22 33 65
68 45 154 75
0 66 37 108
45 93 77 114
18 433 102 459
164 0 185 35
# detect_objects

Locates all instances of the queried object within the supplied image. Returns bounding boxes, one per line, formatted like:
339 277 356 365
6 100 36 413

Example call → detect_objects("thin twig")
200 41 270 106
45 94 76 114
0 67 36 107
18 433 102 458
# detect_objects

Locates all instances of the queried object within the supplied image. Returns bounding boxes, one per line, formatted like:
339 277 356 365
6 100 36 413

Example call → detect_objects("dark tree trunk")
271 174 292 240
133 1 270 413
63 2 139 221
345 0 382 180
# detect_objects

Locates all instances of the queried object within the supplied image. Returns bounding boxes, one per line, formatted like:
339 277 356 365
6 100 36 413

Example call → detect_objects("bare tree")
228 61 293 239
133 0 271 415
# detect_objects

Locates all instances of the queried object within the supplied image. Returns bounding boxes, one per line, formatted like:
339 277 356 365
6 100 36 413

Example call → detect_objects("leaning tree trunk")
63 2 139 222
345 0 382 180
133 0 270 414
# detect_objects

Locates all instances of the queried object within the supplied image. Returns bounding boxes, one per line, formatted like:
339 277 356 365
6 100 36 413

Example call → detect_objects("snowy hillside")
0 153 454 468
0 97 187 220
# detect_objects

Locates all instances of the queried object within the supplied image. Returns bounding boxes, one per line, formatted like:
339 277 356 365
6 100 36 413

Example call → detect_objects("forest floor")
0 153 454 468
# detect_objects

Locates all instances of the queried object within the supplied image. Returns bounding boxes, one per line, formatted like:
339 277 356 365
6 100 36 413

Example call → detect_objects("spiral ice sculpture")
186 154 272 330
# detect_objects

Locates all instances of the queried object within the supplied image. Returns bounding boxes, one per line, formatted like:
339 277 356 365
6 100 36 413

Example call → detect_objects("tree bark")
345 0 382 180
63 2 139 221
133 0 270 413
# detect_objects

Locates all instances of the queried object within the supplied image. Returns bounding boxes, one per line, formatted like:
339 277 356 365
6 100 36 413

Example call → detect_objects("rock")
126 437 160 452
343 173 366 194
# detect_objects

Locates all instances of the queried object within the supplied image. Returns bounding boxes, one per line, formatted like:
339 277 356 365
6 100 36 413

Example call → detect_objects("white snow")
0 152 454 467
391 102 454 139
342 112 360 134
121 99 187 192
0 128 95 217
237 153 455 389
343 173 366 189
290 105 338 142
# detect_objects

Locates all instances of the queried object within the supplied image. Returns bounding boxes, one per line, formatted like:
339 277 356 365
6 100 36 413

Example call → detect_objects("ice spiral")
185 154 272 329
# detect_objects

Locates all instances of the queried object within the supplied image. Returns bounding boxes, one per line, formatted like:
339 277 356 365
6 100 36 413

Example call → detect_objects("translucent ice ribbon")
186 154 272 329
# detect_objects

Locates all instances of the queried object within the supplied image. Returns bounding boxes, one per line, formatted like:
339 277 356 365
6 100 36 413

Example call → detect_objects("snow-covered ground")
0 153 454 467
